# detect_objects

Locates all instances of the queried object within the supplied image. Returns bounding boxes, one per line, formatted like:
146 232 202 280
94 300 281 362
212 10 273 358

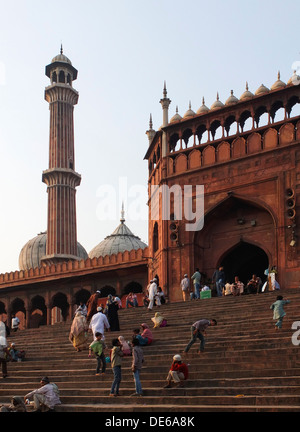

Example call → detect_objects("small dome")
255 83 269 96
51 46 72 65
89 211 147 259
197 97 210 114
225 90 239 106
170 106 182 123
287 70 300 86
183 101 195 119
19 232 88 270
271 71 286 90
210 92 224 110
240 82 254 101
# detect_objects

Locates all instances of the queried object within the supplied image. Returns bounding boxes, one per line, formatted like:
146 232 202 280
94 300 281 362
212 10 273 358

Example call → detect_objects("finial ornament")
149 113 153 129
163 81 167 98
246 81 249 90
120 202 125 223
60 44 63 55
202 97 205 105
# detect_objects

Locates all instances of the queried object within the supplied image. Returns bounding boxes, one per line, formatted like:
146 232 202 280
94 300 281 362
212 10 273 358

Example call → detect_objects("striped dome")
19 232 88 270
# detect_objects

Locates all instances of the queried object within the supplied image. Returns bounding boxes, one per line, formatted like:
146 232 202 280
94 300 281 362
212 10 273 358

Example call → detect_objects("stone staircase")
1 289 300 412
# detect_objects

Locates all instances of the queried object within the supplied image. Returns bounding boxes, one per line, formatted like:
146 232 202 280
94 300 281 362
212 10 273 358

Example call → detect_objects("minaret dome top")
45 46 78 81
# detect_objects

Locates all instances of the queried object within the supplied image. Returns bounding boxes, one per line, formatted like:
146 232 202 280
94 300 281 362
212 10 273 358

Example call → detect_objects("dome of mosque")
89 212 148 259
18 232 88 271
197 97 210 114
170 106 182 123
255 83 269 96
183 102 195 118
240 82 254 101
210 93 224 110
271 72 286 91
225 90 239 106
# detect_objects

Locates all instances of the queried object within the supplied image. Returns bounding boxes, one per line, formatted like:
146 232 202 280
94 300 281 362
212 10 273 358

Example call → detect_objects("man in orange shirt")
163 354 189 388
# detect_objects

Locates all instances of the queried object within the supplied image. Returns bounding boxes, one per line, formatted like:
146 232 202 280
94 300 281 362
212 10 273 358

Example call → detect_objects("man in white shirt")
180 274 190 302
89 307 110 340
148 279 160 310
11 315 20 332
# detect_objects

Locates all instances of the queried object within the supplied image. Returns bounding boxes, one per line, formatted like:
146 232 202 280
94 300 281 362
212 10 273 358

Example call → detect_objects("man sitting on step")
24 376 61 412
164 354 189 388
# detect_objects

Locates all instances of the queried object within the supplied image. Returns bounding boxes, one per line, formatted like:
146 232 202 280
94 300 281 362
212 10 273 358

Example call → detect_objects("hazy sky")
0 0 299 273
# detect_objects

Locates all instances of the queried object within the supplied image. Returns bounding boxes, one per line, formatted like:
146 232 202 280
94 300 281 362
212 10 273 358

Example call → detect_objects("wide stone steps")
2 289 300 412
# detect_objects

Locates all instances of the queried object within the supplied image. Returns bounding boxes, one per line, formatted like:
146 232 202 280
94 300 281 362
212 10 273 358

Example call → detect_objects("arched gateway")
219 242 269 285
193 195 275 286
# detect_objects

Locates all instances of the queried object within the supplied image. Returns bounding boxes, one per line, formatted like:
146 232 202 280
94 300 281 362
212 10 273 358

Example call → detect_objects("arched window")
52 71 57 83
59 70 65 83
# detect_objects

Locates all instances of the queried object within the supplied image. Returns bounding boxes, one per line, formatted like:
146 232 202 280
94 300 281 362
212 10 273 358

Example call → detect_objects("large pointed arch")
193 194 277 283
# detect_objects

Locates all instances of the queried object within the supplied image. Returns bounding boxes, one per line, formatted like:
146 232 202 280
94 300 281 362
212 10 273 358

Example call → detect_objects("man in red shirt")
163 354 189 388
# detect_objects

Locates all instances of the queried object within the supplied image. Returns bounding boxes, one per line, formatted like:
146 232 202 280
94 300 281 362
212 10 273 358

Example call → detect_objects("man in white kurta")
89 307 110 340
148 279 160 310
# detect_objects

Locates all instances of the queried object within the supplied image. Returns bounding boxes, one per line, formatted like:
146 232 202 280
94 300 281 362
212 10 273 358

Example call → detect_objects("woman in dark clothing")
106 295 120 331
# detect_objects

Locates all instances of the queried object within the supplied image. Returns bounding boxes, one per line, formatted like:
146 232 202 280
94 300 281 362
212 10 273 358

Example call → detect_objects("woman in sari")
151 312 167 329
69 312 89 352
140 323 153 344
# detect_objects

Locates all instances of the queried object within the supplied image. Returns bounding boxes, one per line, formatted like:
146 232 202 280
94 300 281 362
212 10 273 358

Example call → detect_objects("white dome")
89 216 147 258
19 232 88 270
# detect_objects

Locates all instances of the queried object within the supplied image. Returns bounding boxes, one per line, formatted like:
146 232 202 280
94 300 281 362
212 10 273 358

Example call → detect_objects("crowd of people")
180 266 281 301
0 264 289 412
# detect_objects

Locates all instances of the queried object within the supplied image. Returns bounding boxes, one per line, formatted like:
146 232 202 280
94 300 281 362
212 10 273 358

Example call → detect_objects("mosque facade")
1 51 300 327
145 73 300 301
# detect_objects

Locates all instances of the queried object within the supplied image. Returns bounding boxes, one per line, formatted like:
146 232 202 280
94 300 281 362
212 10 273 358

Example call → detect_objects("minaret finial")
163 80 167 98
60 43 63 55
120 202 125 223
246 81 249 91
149 113 153 130
202 96 205 105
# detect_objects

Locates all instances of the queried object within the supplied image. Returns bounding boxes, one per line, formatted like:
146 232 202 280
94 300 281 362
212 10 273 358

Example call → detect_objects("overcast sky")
0 0 299 274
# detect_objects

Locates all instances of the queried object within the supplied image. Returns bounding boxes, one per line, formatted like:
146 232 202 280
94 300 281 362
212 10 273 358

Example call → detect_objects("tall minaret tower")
159 81 171 157
41 47 81 265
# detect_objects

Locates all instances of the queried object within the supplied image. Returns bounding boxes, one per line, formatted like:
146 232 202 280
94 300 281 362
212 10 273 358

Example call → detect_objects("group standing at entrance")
180 265 280 301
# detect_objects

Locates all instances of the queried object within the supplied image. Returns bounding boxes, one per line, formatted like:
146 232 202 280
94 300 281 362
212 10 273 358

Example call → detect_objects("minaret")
145 114 156 145
159 81 171 157
41 47 81 265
